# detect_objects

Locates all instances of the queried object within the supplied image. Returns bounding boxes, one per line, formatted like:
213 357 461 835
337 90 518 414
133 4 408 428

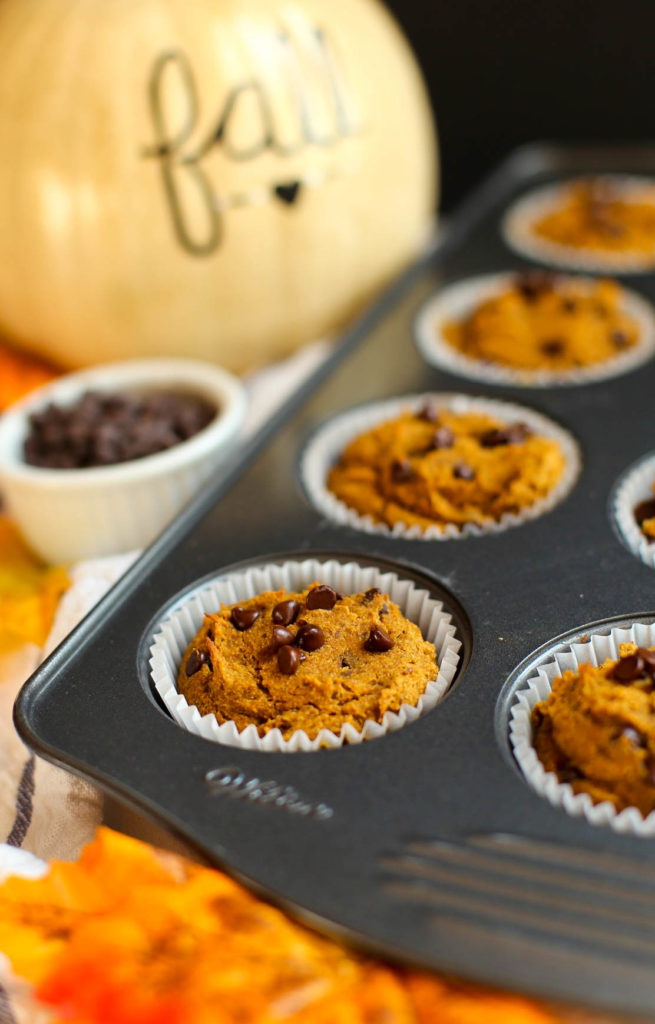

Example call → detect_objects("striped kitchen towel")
0 554 137 862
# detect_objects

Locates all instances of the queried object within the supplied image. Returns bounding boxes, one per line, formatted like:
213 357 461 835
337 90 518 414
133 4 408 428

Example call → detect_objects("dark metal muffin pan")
14 145 655 1017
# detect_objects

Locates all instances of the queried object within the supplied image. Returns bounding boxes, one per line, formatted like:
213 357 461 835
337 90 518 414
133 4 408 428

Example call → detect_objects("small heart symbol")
274 181 302 205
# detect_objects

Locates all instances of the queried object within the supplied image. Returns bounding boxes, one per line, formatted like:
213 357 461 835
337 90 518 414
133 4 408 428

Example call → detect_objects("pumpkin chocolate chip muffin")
533 178 655 261
178 584 438 740
634 483 655 542
442 272 640 372
326 404 566 532
532 642 655 816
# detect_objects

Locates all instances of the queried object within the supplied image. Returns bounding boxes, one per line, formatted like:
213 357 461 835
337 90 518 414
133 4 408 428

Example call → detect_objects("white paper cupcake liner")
414 272 655 388
148 558 461 752
300 393 581 541
503 176 655 273
612 452 655 569
509 619 655 836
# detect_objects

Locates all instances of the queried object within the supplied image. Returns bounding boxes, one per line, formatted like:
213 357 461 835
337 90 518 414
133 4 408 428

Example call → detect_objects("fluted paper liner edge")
613 454 655 570
149 558 461 752
510 620 655 836
301 393 581 541
502 176 655 273
414 272 655 388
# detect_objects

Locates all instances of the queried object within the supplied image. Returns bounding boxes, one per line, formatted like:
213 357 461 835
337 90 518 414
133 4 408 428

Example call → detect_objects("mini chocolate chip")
480 422 532 448
453 462 475 481
515 271 555 302
430 426 455 450
295 623 325 652
185 649 208 676
612 652 646 683
589 203 624 237
561 297 577 313
364 626 394 652
306 584 340 610
480 428 508 448
417 401 440 423
611 329 629 349
635 499 655 527
391 458 413 482
540 338 565 357
270 626 294 651
380 604 389 616
340 655 350 669
586 179 615 204
637 648 655 680
559 766 582 783
362 587 381 603
230 606 260 631
278 645 304 675
272 599 300 626
506 422 532 443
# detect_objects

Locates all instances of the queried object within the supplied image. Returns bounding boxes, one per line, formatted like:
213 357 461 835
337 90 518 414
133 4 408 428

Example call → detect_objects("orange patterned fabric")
0 827 565 1024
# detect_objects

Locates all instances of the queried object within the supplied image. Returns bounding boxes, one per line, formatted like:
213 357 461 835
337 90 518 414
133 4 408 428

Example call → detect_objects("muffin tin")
14 144 655 1017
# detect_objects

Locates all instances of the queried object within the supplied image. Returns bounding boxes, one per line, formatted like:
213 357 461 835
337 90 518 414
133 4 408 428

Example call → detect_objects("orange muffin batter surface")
178 584 437 739
327 406 566 532
534 178 655 258
443 272 639 371
532 642 655 815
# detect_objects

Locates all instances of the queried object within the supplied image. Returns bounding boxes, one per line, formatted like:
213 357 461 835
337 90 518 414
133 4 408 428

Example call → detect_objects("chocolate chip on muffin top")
178 584 438 740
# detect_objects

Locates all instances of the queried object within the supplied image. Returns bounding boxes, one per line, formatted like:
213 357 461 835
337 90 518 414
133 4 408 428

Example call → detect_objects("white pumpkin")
0 0 437 374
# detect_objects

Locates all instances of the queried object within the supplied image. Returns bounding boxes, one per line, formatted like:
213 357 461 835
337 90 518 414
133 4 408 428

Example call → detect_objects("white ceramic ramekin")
0 359 247 563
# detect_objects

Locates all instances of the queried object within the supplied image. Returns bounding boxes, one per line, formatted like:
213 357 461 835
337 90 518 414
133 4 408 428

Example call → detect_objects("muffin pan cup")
14 145 655 1018
509 619 655 836
148 557 461 751
612 452 655 570
414 272 655 388
502 175 655 273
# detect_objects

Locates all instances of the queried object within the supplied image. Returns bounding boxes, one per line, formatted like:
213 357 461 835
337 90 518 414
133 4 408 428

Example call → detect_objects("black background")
385 0 655 210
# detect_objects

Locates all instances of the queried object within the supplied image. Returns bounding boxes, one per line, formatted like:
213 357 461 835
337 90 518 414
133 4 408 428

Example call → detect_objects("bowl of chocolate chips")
0 359 246 562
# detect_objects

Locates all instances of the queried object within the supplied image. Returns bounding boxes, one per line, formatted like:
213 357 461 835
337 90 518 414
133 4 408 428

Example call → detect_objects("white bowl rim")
0 358 247 489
